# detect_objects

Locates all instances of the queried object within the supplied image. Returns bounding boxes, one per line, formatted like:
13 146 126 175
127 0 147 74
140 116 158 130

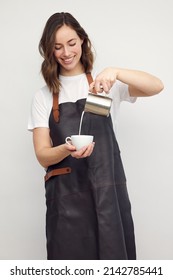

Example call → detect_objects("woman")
28 12 163 260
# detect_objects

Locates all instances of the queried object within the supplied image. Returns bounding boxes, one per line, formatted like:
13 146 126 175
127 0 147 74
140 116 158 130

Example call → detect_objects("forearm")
35 144 71 169
115 68 164 96
91 67 164 96
32 127 94 169
35 142 95 168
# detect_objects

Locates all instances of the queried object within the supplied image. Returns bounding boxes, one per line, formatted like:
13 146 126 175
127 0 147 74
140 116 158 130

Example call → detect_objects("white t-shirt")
28 73 136 134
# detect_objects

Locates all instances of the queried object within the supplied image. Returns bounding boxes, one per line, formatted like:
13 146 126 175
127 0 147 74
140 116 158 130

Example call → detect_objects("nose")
63 46 70 56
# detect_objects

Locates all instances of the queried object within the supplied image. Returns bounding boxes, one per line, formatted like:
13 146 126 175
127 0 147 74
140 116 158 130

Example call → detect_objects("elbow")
38 159 49 169
147 79 164 96
154 79 164 95
38 160 48 169
35 154 49 169
40 161 49 169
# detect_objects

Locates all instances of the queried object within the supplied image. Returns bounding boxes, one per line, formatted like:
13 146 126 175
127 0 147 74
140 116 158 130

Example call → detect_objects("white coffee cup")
65 135 93 150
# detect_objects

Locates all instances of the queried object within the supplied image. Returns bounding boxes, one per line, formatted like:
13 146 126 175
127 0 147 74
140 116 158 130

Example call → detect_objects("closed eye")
55 46 62 50
54 39 77 51
69 42 76 47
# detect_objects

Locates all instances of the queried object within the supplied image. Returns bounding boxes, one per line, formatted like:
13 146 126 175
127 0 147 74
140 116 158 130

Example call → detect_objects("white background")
0 0 172 260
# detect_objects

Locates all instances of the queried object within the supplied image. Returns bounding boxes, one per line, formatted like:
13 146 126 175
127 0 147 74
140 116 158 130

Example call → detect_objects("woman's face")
54 24 84 76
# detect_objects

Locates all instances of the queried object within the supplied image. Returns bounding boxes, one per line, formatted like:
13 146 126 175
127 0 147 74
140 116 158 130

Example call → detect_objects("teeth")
63 57 73 63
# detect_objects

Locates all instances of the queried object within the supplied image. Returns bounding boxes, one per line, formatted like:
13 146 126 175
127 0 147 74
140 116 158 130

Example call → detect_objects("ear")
80 39 84 45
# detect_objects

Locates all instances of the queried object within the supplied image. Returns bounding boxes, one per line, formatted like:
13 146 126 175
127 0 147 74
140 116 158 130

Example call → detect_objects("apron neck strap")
86 72 97 93
53 93 59 122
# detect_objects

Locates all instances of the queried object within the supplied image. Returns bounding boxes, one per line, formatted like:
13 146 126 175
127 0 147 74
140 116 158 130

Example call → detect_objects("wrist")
113 67 121 80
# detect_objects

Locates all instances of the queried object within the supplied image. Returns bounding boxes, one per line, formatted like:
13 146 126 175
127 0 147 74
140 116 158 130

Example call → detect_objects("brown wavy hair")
39 12 94 94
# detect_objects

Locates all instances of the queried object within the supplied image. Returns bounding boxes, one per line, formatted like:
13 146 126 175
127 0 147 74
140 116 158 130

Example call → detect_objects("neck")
60 63 85 76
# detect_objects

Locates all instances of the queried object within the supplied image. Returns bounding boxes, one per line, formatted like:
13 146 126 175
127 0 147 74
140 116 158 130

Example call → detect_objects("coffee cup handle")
65 136 72 145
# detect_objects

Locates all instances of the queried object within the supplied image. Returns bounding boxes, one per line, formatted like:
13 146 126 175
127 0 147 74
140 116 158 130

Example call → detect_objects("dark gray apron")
45 77 136 260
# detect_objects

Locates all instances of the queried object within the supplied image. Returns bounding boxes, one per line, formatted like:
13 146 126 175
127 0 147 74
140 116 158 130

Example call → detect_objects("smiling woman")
54 25 84 75
28 12 163 260
39 12 94 94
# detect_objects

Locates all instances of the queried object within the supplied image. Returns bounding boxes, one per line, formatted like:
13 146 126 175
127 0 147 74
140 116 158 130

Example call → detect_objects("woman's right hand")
33 127 95 168
33 127 74 168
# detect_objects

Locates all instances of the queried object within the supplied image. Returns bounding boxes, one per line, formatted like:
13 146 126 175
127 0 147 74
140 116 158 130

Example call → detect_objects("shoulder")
28 85 53 131
33 85 52 105
31 85 53 114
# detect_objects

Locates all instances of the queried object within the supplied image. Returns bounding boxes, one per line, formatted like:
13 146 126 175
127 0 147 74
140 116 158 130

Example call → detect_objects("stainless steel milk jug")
84 93 112 116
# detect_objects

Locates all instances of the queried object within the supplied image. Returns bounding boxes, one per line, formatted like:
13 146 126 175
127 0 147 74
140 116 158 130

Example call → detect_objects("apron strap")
86 72 97 94
52 72 95 122
45 167 71 182
53 93 60 122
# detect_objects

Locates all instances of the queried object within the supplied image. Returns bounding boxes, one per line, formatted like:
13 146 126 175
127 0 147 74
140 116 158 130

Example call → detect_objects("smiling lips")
62 56 74 64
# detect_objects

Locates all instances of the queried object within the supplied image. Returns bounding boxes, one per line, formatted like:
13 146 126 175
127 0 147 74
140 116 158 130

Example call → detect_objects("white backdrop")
0 0 172 260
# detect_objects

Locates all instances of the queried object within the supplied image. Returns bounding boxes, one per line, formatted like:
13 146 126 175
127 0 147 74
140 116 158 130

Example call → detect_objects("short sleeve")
117 81 137 103
109 81 137 134
28 89 50 131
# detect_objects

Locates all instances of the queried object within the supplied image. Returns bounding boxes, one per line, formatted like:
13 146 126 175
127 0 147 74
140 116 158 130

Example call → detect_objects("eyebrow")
55 38 77 45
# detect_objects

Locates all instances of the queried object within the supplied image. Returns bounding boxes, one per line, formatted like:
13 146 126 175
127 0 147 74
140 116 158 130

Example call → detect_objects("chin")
64 64 79 73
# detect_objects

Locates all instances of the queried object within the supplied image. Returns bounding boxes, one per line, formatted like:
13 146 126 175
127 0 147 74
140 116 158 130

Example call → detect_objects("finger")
71 146 88 158
89 81 95 92
65 143 76 151
98 81 111 93
94 78 112 93
94 80 104 92
80 143 95 157
71 143 95 158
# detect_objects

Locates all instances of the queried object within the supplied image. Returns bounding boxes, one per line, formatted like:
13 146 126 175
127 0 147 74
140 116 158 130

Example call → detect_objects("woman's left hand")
89 67 164 97
89 67 117 93
70 142 95 159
